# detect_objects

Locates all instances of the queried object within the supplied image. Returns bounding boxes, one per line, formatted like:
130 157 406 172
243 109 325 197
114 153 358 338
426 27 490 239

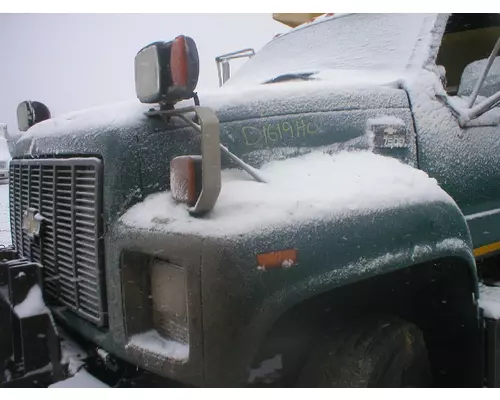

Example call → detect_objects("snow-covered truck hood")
17 79 408 148
12 80 416 224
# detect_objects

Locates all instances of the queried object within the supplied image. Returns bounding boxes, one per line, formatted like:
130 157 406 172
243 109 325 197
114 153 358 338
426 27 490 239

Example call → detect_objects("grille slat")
9 158 105 326
76 269 99 281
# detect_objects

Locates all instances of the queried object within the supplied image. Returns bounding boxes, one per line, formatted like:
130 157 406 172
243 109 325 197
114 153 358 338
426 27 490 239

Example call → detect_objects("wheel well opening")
250 257 481 387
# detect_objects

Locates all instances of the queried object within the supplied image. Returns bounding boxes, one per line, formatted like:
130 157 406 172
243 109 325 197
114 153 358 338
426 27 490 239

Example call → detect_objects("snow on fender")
120 150 461 239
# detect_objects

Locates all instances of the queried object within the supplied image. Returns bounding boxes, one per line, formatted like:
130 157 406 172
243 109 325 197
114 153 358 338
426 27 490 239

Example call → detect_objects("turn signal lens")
170 156 202 207
257 249 298 270
170 35 199 94
171 36 188 87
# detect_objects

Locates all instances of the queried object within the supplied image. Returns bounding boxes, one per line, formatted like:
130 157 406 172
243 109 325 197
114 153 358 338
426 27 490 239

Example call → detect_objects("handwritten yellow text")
241 120 320 147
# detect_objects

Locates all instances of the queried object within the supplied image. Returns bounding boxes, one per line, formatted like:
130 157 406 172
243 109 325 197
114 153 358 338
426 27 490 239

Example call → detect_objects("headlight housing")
16 100 51 132
150 260 189 344
134 35 199 105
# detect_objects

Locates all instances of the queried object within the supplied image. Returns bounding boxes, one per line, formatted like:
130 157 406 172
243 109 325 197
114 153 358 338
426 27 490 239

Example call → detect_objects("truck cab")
1 13 500 388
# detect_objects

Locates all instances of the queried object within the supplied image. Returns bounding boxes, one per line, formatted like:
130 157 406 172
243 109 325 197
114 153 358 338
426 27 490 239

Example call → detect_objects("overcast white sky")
0 13 287 135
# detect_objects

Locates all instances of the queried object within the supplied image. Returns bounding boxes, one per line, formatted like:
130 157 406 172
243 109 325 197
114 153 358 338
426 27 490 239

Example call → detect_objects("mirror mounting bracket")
438 35 500 126
468 37 500 108
145 104 266 216
215 48 255 87
146 101 266 185
146 105 222 215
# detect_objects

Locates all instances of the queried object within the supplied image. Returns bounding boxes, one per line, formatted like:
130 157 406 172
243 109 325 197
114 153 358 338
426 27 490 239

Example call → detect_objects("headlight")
150 260 189 344
134 44 161 102
134 35 199 105
16 100 51 132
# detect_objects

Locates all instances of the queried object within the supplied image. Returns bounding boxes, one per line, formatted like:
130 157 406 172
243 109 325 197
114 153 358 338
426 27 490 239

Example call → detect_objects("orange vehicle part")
272 13 331 28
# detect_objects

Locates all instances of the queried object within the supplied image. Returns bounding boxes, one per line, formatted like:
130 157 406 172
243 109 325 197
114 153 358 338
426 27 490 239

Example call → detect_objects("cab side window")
436 14 500 96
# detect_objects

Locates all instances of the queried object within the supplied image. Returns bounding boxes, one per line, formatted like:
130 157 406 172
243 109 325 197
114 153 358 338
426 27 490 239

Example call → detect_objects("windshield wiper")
264 72 316 84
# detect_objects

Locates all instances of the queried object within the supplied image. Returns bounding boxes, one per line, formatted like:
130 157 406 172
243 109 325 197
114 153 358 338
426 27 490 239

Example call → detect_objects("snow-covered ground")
49 370 109 388
0 184 11 246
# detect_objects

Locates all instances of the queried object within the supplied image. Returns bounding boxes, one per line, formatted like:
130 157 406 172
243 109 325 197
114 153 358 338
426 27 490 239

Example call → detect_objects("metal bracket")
215 48 255 87
146 105 266 215
437 36 500 126
146 106 222 215
468 36 500 108
0 249 62 386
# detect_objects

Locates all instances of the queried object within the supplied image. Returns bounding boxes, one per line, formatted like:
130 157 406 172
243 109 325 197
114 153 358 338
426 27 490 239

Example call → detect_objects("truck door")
412 14 500 256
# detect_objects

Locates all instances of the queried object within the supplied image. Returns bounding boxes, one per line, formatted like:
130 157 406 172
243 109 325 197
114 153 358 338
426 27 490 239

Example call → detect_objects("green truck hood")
14 81 415 225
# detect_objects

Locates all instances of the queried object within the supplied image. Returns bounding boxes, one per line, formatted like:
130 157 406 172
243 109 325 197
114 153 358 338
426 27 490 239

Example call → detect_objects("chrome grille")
9 158 106 326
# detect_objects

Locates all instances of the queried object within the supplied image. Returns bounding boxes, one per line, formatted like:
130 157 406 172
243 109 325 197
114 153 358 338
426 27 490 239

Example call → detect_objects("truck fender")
201 190 479 386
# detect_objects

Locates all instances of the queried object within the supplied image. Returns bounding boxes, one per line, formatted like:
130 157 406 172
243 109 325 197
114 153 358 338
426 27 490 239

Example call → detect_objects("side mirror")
17 100 51 132
215 48 255 87
221 61 231 85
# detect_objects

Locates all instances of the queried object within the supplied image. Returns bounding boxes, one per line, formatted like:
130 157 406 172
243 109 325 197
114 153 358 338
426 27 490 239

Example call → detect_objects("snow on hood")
21 101 151 141
18 13 443 144
19 74 407 144
206 71 406 113
120 150 455 238
314 69 403 87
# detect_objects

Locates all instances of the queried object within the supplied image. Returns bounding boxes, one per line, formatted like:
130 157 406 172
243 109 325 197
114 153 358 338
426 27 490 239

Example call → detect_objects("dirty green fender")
199 195 478 386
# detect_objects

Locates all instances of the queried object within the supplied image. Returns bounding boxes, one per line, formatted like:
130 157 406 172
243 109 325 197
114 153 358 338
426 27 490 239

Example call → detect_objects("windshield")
225 13 437 87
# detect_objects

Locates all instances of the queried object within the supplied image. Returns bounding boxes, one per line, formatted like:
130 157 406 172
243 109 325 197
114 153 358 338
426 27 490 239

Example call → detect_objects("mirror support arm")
438 89 500 126
145 105 266 214
147 106 265 184
467 90 500 121
215 49 255 86
468 37 500 108
146 106 221 215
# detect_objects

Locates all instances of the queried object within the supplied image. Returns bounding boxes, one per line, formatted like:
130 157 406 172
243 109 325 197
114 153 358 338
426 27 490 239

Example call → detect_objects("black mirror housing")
17 100 51 132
